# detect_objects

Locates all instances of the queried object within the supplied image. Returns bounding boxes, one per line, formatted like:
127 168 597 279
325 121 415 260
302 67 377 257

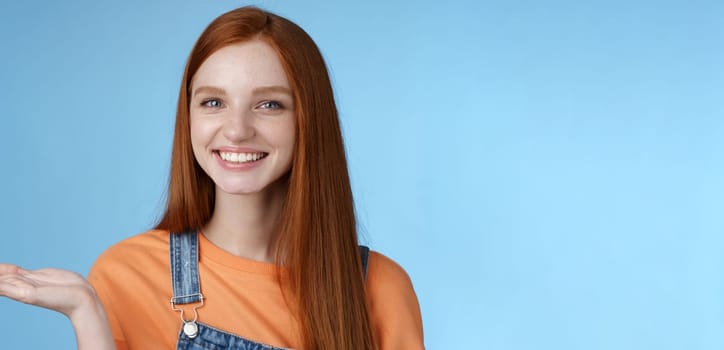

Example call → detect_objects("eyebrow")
192 86 226 98
191 85 292 98
252 85 292 96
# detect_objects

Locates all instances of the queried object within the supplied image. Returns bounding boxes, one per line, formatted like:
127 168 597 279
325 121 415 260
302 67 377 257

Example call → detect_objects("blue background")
1 0 723 348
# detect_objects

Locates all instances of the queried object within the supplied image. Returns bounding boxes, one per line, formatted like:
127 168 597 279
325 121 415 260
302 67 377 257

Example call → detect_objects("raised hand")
0 264 116 350
0 264 96 317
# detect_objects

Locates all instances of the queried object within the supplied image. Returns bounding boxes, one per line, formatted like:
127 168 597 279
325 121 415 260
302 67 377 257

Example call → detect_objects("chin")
217 184 265 195
212 173 290 196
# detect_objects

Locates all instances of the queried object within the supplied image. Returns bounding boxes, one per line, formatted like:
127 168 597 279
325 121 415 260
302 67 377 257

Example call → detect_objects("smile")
217 151 269 164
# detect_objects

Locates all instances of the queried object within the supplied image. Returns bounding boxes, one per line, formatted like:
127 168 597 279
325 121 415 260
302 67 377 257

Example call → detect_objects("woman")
0 6 423 350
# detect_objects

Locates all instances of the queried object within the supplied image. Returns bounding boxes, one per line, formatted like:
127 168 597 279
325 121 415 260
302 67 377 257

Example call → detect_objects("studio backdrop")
1 0 723 348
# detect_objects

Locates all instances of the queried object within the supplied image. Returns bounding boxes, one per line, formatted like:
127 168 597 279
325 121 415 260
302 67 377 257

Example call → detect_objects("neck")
202 181 286 263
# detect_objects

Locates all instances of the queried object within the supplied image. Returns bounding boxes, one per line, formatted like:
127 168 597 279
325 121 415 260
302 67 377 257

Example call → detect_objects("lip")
213 148 268 171
216 146 266 153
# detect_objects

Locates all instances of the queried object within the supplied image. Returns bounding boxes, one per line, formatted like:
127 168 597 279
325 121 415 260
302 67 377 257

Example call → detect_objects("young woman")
0 6 423 350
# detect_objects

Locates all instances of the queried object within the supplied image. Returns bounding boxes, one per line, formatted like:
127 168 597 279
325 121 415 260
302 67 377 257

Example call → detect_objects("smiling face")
189 40 296 195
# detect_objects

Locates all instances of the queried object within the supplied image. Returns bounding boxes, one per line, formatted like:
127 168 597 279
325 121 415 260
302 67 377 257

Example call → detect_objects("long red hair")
155 6 376 350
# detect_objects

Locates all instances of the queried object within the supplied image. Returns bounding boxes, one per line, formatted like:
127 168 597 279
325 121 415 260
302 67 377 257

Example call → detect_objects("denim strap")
170 231 369 303
170 230 203 305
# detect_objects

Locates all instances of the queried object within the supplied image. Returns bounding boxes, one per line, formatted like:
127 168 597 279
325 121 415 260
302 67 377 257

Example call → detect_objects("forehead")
191 40 291 92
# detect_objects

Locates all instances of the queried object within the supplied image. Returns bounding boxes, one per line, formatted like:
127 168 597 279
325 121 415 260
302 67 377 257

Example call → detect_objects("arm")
0 264 116 350
366 252 425 350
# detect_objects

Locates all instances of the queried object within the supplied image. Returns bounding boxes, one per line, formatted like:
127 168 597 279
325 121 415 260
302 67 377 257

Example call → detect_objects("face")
189 40 296 195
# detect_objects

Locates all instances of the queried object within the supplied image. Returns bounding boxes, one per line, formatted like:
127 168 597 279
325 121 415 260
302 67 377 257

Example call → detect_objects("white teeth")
219 151 266 163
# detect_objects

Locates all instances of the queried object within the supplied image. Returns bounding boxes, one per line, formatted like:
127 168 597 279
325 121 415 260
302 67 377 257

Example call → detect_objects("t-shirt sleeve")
365 251 425 350
88 250 129 350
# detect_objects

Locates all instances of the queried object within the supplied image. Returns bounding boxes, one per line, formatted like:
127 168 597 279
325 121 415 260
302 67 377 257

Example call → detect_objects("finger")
0 275 35 303
24 268 84 285
0 274 38 290
0 275 85 315
0 264 20 275
29 268 65 277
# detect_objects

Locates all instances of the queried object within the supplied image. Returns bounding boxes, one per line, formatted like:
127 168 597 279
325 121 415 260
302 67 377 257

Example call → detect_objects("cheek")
280 116 297 146
282 122 296 150
262 119 296 169
262 118 296 150
189 118 214 161
189 121 202 155
282 122 297 171
278 122 297 165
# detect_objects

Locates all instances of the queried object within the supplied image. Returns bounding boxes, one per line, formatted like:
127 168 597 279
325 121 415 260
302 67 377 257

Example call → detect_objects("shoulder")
89 229 170 283
87 229 173 347
365 250 425 349
366 251 415 292
93 229 168 262
365 251 419 310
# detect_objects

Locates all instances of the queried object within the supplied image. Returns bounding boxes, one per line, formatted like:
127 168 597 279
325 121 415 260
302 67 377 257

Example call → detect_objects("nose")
222 109 255 142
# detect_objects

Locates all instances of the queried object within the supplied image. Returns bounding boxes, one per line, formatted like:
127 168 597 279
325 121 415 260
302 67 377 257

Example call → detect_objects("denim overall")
170 231 370 350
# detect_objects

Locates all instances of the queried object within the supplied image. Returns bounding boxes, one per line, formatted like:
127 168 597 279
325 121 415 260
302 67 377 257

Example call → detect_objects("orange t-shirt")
88 230 424 349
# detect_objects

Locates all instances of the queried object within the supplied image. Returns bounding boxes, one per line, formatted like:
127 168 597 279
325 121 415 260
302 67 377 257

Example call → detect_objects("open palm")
0 264 95 317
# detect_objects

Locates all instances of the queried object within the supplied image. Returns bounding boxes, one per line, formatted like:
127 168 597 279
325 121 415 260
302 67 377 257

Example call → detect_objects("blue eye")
201 99 222 108
259 101 283 109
